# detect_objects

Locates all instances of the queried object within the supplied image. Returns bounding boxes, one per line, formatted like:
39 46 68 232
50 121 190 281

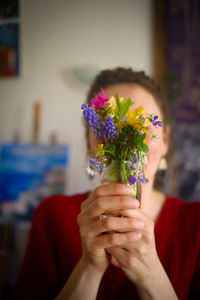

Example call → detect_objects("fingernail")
136 221 145 228
134 232 142 239
133 199 140 207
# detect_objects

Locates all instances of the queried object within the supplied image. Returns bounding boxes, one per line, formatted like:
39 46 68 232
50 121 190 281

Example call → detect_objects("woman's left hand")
105 206 162 287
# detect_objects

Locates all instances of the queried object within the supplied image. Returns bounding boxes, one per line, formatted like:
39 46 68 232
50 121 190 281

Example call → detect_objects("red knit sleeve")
188 249 200 299
7 199 59 300
188 202 200 300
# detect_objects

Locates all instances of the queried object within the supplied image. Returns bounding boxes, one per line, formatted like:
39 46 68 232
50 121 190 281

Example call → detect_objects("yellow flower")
125 106 151 144
115 120 127 131
126 106 146 120
107 96 124 108
107 96 116 108
135 106 146 116
94 144 104 157
144 118 150 126
126 105 149 128
107 96 126 119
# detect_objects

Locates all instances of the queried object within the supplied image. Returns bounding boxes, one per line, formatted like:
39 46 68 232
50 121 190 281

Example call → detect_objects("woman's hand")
105 206 178 299
77 184 140 274
106 207 159 284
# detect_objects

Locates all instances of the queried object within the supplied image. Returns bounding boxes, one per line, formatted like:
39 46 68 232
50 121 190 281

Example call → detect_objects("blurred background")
0 0 199 298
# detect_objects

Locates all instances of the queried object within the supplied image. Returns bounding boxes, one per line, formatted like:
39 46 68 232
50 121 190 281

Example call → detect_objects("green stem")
117 159 122 182
116 160 128 184
122 161 128 184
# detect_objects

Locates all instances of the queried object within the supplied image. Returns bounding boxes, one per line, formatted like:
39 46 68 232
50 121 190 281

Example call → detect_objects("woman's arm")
55 183 140 300
54 258 104 300
136 258 178 300
106 207 178 300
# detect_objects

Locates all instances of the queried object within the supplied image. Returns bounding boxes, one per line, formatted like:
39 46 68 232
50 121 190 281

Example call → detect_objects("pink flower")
91 88 109 111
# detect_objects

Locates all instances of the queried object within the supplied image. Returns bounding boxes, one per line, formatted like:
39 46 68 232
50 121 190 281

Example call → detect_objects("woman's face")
88 83 169 184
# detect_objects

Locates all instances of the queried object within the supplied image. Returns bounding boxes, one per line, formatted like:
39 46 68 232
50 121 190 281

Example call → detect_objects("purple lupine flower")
91 88 109 111
128 175 136 185
103 116 118 142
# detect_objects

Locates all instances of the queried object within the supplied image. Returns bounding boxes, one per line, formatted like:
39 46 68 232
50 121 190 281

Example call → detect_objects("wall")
0 0 153 195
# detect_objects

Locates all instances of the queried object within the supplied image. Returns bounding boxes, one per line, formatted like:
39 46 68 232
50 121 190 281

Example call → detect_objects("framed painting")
0 0 20 77
153 0 200 202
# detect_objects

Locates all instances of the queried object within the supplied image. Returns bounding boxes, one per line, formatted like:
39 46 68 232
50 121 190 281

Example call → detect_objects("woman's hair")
85 67 177 193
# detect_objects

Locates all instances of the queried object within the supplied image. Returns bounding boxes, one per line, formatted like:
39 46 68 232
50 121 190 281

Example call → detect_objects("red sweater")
8 193 200 300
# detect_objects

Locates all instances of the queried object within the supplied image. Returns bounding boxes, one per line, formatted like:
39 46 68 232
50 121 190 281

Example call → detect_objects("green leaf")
97 136 102 144
119 98 134 118
135 133 146 144
116 93 121 112
108 144 116 152
104 150 115 158
134 133 149 152
141 143 149 153
135 137 143 148
115 93 134 119
106 157 113 167
113 116 118 123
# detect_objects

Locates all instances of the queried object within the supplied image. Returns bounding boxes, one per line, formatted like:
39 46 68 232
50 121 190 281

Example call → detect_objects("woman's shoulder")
166 195 200 214
165 195 200 231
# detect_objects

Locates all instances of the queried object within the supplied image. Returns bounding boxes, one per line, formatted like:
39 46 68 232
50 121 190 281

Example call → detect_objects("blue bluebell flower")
103 117 118 142
82 104 104 136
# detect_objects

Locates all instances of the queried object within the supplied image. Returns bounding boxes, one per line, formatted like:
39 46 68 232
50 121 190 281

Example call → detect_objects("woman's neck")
140 182 166 223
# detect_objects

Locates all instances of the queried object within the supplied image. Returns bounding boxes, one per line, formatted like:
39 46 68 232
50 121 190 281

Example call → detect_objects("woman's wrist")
135 260 178 300
55 257 104 300
79 256 106 277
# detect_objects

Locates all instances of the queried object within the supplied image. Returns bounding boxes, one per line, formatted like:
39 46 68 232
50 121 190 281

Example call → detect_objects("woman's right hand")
77 183 141 274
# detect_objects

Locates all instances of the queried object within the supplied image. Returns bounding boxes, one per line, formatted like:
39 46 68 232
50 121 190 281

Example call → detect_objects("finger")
105 200 140 216
82 216 145 237
101 208 142 221
106 246 140 269
92 230 142 250
81 183 132 211
80 195 139 224
115 209 140 218
114 207 151 222
113 228 154 256
80 192 95 211
94 183 133 197
106 246 126 258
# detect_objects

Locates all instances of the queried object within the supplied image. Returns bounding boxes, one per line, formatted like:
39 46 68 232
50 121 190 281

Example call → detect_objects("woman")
8 68 200 300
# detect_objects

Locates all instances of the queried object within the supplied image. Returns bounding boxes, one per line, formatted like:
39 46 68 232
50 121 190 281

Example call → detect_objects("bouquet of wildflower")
81 89 162 196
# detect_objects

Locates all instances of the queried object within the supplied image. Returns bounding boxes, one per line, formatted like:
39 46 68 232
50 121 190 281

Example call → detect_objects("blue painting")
0 144 69 220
